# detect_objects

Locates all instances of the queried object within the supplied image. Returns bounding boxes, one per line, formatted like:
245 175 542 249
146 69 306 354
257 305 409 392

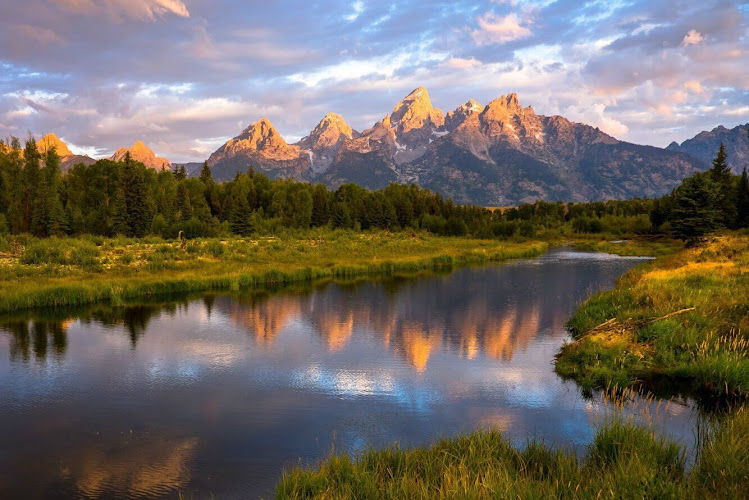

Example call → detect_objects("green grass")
277 409 748 499
556 234 749 397
0 230 548 313
570 236 683 257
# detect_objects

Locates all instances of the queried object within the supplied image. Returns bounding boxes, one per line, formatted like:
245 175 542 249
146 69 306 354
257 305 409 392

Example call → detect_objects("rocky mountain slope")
207 87 708 205
111 141 171 170
667 123 749 174
37 133 96 171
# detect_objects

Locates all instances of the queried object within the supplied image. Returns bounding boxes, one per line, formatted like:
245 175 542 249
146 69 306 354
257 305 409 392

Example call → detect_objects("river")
0 249 698 498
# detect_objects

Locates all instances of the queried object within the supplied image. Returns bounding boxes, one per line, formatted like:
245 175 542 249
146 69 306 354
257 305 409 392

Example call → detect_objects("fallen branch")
585 308 696 336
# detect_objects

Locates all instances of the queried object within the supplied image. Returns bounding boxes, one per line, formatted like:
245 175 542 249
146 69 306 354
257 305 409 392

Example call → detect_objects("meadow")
0 229 547 313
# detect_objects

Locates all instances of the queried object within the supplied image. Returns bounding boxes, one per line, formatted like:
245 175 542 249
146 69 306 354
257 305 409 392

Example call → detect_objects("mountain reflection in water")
0 249 696 499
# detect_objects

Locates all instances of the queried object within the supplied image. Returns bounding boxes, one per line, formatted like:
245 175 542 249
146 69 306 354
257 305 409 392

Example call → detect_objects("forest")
1 136 747 242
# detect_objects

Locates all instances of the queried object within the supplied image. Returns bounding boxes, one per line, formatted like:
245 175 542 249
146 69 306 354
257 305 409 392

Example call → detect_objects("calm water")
0 249 698 498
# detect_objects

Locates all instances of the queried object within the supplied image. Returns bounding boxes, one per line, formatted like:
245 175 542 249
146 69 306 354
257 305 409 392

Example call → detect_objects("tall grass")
556 234 749 398
0 230 548 313
277 410 748 499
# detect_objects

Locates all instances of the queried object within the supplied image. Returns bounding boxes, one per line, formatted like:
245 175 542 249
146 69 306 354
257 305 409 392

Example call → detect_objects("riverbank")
277 409 747 499
557 233 748 398
0 231 547 313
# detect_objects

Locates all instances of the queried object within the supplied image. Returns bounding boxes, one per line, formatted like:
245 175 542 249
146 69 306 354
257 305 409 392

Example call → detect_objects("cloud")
684 80 704 94
681 29 705 46
440 57 483 69
10 24 65 46
49 0 189 21
472 12 532 45
345 1 365 22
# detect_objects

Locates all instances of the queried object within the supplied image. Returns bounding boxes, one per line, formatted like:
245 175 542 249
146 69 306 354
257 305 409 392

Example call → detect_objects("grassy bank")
0 230 547 313
570 236 683 257
278 409 748 499
556 234 748 397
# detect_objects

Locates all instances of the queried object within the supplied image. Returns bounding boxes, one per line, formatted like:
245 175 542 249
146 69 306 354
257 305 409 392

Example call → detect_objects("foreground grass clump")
277 411 748 499
0 230 547 313
556 234 749 397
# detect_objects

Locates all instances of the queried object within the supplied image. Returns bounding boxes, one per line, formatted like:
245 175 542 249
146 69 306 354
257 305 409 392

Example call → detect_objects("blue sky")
0 0 747 162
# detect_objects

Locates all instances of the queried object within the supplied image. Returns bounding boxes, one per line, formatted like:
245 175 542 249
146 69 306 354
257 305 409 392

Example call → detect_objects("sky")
0 0 747 162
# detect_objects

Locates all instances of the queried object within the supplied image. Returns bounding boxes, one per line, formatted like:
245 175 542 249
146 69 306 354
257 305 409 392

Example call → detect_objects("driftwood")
586 308 696 337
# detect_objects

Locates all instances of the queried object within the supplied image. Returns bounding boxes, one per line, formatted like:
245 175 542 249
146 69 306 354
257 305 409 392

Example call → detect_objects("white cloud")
681 29 704 46
472 12 532 46
564 103 629 137
344 1 364 22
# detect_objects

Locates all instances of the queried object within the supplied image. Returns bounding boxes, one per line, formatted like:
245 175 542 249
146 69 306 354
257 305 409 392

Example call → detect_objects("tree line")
0 134 747 241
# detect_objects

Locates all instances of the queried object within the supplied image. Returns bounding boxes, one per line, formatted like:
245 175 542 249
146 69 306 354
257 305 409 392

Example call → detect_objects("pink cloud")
50 0 189 22
471 12 532 46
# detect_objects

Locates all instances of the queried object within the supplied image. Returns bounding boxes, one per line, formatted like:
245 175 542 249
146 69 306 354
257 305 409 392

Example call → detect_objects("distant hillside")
667 123 749 174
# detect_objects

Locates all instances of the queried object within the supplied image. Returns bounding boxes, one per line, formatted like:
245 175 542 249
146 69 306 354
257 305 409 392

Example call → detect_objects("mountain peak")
237 118 289 151
38 133 73 157
483 93 524 117
111 141 171 170
390 86 445 132
446 100 486 131
302 113 356 150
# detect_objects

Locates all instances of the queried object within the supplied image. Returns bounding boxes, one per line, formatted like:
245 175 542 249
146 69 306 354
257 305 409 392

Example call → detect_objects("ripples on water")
0 249 695 498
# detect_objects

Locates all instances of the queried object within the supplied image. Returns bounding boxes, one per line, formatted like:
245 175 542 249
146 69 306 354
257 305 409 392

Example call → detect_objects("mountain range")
32 135 171 172
667 123 748 174
205 87 715 205
23 89 747 206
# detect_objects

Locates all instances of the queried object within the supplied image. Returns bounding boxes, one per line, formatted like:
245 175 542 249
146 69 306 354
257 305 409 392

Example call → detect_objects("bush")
205 240 225 257
20 238 101 269
150 214 168 237
444 217 468 236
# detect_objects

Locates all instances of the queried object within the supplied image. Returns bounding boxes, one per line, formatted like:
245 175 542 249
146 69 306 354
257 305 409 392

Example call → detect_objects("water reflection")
0 249 699 499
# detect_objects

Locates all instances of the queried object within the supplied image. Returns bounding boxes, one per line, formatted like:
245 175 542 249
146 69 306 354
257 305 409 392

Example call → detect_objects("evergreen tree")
111 186 130 236
122 154 151 237
42 146 67 235
332 202 352 229
669 174 722 243
174 164 187 181
22 137 42 233
709 143 737 227
176 182 193 221
311 184 330 226
736 168 749 228
229 193 253 236
199 161 212 184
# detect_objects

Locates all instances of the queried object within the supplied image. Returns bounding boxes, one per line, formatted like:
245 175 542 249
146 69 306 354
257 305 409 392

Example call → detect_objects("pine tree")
669 173 722 243
311 184 330 226
22 137 42 233
332 202 352 229
122 155 151 237
174 164 187 181
111 186 130 236
737 168 749 228
176 182 193 221
229 193 253 236
42 146 67 235
199 161 212 184
709 143 737 227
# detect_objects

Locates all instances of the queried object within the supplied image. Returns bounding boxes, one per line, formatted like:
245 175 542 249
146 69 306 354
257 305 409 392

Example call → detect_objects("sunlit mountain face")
0 250 699 498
